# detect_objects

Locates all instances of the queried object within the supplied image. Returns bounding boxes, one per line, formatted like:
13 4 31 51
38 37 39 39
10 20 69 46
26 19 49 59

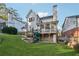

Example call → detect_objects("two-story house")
25 5 58 43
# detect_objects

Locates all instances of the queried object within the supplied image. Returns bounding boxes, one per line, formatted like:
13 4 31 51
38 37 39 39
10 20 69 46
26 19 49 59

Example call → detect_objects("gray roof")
26 9 37 18
40 15 53 20
26 9 53 20
26 9 32 18
66 15 79 18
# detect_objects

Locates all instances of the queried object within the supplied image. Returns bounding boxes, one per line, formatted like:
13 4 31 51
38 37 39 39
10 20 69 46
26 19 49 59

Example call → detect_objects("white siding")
7 13 15 27
27 12 39 31
63 17 77 32
77 18 79 27
26 11 56 34
41 17 56 33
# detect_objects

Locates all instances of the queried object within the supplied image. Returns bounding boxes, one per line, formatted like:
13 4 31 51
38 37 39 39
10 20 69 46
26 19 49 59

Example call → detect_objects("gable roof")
26 10 54 21
26 9 32 18
26 9 37 18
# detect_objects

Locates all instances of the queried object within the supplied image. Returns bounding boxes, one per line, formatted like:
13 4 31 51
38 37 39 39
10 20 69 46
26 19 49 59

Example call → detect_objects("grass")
0 34 79 56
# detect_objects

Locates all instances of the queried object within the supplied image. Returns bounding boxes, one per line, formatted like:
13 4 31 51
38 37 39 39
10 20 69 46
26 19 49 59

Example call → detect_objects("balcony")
41 29 56 34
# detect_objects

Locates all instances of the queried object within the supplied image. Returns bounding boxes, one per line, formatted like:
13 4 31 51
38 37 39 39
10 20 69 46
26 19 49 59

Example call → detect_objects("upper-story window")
45 23 50 29
41 24 44 29
78 18 79 26
29 17 35 22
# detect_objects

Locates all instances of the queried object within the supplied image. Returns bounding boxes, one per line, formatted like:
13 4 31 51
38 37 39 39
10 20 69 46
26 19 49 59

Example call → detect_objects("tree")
0 3 6 9
8 8 18 16
0 3 8 20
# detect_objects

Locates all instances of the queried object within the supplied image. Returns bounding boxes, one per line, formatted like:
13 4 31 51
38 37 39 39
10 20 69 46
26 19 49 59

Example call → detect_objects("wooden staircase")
22 31 34 43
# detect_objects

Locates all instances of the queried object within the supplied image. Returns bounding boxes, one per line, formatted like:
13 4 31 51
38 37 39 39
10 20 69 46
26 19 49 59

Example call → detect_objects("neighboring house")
0 4 26 33
0 13 26 32
0 10 26 32
25 5 58 43
62 15 79 42
0 18 6 30
7 13 26 32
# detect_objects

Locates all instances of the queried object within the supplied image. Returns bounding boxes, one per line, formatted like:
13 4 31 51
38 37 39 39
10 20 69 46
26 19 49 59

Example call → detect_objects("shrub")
73 43 79 53
2 26 17 35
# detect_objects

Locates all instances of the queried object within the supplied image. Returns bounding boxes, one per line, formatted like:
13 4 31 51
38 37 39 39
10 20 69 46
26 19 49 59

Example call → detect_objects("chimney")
51 5 58 43
53 5 57 21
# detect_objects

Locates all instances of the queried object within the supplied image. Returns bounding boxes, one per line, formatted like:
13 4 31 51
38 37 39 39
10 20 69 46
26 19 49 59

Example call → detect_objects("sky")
6 3 79 30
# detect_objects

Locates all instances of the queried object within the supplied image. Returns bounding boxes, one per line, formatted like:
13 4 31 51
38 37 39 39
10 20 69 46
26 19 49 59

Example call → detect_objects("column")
49 33 51 43
42 23 45 41
50 23 51 32
44 23 45 32
53 34 57 43
49 23 51 43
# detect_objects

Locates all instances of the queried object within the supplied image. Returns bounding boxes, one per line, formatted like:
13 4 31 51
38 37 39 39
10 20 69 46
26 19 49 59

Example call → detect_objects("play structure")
33 31 40 43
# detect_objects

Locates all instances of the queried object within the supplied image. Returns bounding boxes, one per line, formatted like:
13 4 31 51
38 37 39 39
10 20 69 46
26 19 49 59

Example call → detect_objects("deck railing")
41 29 56 33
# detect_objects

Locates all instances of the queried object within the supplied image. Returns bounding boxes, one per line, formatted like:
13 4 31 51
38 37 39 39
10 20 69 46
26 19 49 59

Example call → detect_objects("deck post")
53 34 57 43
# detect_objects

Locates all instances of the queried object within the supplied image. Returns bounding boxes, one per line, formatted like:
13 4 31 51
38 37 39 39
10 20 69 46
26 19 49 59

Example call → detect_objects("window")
29 17 35 22
29 18 32 22
78 18 79 26
41 24 44 29
37 24 40 26
51 25 54 29
45 23 50 29
73 20 76 25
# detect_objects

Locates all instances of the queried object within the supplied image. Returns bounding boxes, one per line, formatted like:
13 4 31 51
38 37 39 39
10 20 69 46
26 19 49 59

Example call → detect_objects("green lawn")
0 34 79 56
